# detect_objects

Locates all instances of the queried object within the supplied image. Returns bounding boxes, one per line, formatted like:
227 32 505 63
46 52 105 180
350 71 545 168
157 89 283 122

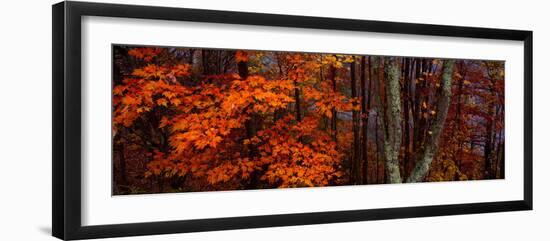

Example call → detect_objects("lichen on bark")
383 57 403 184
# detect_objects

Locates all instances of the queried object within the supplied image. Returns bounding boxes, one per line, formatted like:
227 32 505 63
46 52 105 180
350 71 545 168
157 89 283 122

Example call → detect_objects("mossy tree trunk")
381 57 403 184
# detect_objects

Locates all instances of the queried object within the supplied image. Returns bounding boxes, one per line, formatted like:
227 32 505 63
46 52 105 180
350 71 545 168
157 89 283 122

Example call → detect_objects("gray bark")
382 57 403 184
406 60 455 183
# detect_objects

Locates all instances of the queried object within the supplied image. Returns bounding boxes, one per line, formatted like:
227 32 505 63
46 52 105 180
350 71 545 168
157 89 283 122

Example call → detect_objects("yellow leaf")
163 91 176 99
157 98 168 107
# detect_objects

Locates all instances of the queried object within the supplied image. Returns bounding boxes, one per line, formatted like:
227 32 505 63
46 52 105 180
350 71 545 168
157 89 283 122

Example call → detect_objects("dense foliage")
112 46 504 194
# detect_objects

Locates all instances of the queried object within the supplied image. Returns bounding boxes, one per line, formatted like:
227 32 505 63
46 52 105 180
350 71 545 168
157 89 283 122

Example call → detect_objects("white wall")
0 0 547 240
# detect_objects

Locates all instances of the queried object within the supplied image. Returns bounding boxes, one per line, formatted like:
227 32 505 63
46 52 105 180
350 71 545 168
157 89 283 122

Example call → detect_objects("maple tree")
111 46 505 194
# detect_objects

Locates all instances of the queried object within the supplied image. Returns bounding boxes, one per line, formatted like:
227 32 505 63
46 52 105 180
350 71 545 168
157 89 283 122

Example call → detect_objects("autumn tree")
379 57 403 183
111 45 504 194
407 60 455 182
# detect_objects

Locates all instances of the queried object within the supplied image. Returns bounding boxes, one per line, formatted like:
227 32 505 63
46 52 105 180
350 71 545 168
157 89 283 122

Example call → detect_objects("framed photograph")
52 1 533 240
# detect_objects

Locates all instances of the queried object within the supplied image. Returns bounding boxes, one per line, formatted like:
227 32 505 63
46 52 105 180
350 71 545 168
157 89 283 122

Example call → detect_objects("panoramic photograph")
111 45 505 195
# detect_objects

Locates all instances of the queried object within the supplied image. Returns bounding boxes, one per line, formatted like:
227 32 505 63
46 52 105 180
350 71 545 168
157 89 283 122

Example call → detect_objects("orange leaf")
235 51 248 62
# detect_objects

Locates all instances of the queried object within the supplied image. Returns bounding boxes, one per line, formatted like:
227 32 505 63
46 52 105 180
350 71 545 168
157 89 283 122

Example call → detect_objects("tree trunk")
381 57 403 183
375 115 380 183
484 96 497 179
187 49 195 65
454 67 465 176
497 101 505 179
238 58 248 79
238 56 263 188
294 79 302 122
202 49 209 76
402 58 411 178
497 141 505 178
406 60 455 183
115 140 126 187
329 64 338 143
360 56 369 184
373 57 384 183
350 58 361 184
274 53 287 121
412 59 423 162
238 57 259 158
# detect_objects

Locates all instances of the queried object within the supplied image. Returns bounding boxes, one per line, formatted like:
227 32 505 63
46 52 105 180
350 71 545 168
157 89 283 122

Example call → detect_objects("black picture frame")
52 1 533 240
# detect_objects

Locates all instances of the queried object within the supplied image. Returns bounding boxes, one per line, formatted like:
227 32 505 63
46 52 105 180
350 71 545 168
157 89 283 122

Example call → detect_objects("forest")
112 45 504 195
